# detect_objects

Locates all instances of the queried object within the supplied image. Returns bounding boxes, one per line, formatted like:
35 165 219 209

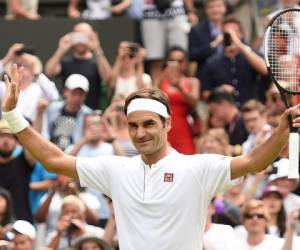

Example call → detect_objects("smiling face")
127 111 171 162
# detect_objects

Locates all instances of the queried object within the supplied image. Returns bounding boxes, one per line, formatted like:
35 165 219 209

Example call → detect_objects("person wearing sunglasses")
234 199 299 250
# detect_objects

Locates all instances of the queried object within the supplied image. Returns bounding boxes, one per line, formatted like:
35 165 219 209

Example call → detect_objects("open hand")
2 64 22 112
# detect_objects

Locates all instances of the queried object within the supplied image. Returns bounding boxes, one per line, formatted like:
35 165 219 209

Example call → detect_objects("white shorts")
141 15 189 60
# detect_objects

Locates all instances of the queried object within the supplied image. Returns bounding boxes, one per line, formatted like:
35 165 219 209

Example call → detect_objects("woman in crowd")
159 46 200 154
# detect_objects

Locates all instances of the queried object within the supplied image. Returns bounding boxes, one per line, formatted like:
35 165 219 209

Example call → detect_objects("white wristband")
2 108 29 134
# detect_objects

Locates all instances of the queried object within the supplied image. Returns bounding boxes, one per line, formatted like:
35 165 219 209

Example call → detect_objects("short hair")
62 195 85 214
241 99 265 114
241 199 269 221
222 15 243 33
204 0 225 7
166 46 187 59
124 88 171 118
207 89 235 104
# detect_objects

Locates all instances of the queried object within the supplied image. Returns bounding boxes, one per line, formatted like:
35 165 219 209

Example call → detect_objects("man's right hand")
58 34 73 54
2 64 21 112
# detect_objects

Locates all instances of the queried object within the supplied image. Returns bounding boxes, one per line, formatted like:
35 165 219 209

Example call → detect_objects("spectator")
45 22 111 110
46 74 92 151
5 0 40 20
207 89 248 147
0 120 35 223
159 46 200 154
11 220 36 250
35 175 100 238
0 188 14 239
103 96 138 157
141 0 197 85
201 16 268 104
261 185 287 237
107 41 152 99
234 199 297 250
203 198 236 250
73 233 111 250
241 99 272 154
0 46 59 134
189 0 227 84
269 158 300 214
46 195 104 250
68 0 132 19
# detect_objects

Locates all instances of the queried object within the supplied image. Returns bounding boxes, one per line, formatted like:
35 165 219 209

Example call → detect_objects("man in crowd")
46 73 92 151
2 64 300 250
45 22 111 109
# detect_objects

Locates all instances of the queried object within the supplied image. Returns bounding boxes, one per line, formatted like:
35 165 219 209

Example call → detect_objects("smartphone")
128 43 139 58
223 32 232 47
72 32 89 45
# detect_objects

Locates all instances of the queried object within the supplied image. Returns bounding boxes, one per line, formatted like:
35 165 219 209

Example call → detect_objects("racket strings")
268 10 300 92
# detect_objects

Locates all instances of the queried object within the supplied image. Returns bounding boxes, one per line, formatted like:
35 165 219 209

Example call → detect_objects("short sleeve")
76 155 124 197
189 154 237 198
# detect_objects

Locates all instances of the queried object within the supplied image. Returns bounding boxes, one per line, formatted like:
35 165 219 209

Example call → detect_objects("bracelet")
2 108 29 134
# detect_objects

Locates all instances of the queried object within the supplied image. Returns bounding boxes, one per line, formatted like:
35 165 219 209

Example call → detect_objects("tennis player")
2 64 300 250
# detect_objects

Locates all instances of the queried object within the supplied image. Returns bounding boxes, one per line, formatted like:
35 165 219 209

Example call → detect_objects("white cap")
65 74 89 92
268 158 289 183
13 220 36 240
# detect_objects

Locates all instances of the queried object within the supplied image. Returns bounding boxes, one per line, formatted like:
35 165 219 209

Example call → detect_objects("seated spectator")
35 175 100 239
46 195 104 250
207 89 248 147
201 16 268 104
73 233 111 250
159 46 200 154
68 0 131 19
261 185 287 237
5 0 40 20
107 41 152 99
0 188 14 239
269 158 300 215
46 74 92 151
234 199 298 250
204 198 236 250
45 22 111 110
189 0 227 83
11 220 36 250
0 120 35 223
241 100 272 154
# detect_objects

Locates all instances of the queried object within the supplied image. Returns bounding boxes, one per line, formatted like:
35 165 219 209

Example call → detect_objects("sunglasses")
244 213 266 220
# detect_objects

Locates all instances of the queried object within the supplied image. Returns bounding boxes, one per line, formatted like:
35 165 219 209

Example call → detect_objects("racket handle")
288 132 299 179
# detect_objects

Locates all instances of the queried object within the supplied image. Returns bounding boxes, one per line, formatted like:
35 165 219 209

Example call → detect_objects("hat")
12 220 36 240
0 120 12 134
261 185 283 199
73 233 111 250
65 74 89 92
5 53 42 77
268 158 289 183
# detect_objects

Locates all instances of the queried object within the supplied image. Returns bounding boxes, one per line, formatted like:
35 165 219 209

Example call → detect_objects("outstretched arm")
2 64 78 179
231 106 300 179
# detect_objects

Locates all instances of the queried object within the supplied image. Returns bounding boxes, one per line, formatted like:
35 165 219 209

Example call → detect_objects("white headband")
126 98 170 117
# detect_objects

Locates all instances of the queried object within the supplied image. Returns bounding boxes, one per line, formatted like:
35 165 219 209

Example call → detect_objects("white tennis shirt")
76 150 237 250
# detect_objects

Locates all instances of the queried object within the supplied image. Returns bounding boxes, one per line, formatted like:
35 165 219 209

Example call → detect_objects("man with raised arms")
2 64 300 250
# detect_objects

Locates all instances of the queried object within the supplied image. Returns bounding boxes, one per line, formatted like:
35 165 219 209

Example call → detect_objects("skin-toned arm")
231 106 300 179
111 0 132 15
34 191 55 222
30 179 56 192
228 29 268 75
68 0 81 18
282 210 299 250
2 64 78 179
45 34 73 76
184 0 198 26
10 0 39 19
88 32 112 82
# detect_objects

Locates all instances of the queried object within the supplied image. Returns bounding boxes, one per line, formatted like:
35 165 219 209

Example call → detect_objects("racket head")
264 8 300 95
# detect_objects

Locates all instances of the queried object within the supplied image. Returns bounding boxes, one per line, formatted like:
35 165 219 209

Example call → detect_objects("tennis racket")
264 8 300 179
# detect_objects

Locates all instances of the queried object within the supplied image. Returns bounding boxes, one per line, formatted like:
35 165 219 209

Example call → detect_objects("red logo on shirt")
164 173 174 182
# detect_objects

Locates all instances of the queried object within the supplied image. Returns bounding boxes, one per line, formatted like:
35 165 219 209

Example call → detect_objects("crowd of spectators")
0 0 300 249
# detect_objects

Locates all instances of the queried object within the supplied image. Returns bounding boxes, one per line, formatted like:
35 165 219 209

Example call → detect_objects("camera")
72 32 89 45
223 32 232 47
67 221 80 234
15 46 35 56
128 43 139 58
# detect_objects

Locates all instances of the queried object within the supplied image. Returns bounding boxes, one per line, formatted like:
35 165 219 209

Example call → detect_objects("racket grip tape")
288 132 299 179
